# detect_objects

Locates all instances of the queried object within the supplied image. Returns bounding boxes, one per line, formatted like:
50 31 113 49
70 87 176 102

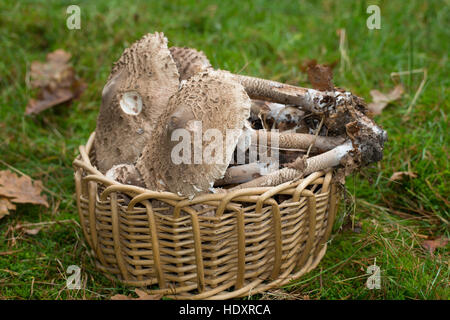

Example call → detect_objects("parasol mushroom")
169 47 212 81
94 32 180 173
97 42 386 193
136 69 251 198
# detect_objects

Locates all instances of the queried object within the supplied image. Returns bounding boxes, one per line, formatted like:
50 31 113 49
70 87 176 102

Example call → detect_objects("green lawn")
0 0 448 299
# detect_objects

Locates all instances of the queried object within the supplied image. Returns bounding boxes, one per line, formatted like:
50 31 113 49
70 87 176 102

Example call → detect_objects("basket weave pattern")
73 133 339 299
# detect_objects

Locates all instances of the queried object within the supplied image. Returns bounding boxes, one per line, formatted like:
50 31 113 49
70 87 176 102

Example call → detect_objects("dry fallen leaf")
111 288 162 300
12 223 42 236
302 59 335 91
368 85 404 115
422 237 449 254
0 170 49 220
25 49 86 115
389 171 418 182
0 197 16 219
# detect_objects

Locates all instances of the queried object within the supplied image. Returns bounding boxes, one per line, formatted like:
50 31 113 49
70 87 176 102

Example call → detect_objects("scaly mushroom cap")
136 70 251 198
94 32 180 172
169 47 212 81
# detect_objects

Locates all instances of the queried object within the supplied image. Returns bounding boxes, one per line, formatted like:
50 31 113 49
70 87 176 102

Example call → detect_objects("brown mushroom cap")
136 70 251 198
94 32 180 172
169 46 212 81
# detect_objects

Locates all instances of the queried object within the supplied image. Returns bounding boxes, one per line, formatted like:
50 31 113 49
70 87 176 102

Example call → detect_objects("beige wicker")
73 132 339 299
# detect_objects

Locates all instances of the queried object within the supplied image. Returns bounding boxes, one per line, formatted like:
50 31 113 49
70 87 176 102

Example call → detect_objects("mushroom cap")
169 46 212 81
94 32 180 172
136 70 251 198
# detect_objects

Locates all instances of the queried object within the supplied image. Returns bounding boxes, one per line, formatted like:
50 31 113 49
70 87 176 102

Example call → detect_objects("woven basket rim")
73 132 332 216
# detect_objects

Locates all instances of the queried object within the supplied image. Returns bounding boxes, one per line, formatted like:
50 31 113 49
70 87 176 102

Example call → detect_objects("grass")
0 0 448 300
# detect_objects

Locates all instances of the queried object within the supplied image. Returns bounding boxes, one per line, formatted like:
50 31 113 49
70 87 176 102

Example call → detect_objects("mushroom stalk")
228 73 353 114
253 130 345 152
230 167 300 189
214 162 268 186
238 126 346 153
231 141 353 189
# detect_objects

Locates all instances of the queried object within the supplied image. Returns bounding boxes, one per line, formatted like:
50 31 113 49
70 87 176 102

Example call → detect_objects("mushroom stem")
238 126 346 153
214 162 268 186
231 141 353 189
230 167 300 189
301 141 353 173
228 73 353 113
253 130 346 152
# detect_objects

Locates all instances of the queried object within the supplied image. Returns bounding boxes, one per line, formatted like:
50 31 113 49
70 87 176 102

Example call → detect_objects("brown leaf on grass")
301 59 335 91
368 85 404 115
422 237 449 254
12 223 42 236
111 289 162 300
389 171 417 182
25 49 86 115
0 197 16 219
0 170 48 220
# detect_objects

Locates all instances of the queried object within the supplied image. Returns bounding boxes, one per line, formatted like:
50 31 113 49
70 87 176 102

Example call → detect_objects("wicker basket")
73 132 339 299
